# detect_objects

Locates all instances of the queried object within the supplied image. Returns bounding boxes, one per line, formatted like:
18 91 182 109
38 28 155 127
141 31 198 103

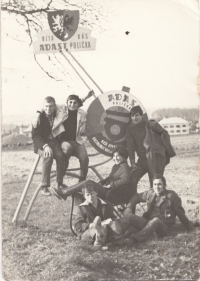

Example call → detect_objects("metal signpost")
12 10 152 227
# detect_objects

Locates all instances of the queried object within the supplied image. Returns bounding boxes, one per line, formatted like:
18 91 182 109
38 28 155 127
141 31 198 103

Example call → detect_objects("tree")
1 0 109 80
151 108 198 122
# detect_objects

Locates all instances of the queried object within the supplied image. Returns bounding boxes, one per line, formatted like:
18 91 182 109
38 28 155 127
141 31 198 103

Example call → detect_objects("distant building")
159 117 189 135
11 125 32 138
22 125 32 138
12 126 20 135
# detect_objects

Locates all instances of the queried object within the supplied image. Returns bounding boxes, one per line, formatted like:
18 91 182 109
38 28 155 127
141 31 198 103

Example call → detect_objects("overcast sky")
2 0 199 120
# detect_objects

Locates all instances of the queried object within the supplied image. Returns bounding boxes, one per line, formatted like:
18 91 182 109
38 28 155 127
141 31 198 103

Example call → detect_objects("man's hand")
123 207 132 216
131 163 137 172
88 89 95 97
101 218 112 226
44 146 53 158
104 184 111 188
32 112 41 128
79 124 86 136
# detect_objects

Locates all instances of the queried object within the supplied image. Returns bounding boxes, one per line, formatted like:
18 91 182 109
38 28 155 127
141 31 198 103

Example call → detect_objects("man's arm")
32 119 53 157
124 191 148 215
32 122 46 150
109 164 131 188
172 192 193 230
149 120 164 134
125 126 137 170
74 206 91 235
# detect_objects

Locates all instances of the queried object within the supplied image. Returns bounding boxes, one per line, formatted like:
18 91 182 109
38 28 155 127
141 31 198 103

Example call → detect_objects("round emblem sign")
85 90 146 156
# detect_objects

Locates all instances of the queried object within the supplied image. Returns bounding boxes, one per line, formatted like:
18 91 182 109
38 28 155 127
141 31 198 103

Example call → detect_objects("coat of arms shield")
48 10 79 41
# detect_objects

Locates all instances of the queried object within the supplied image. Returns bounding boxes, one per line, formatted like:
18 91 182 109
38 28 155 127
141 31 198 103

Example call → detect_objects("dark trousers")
38 140 65 187
132 154 166 187
70 179 136 206
116 214 168 242
61 141 89 181
80 214 168 243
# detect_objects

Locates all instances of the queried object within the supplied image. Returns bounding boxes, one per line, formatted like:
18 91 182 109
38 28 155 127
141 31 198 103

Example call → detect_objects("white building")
159 117 189 135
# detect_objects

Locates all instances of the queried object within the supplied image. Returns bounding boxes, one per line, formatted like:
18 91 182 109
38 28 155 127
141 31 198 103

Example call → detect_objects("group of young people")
32 92 194 247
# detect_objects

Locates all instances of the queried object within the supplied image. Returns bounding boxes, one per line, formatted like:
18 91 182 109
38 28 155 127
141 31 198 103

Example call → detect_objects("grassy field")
2 134 200 280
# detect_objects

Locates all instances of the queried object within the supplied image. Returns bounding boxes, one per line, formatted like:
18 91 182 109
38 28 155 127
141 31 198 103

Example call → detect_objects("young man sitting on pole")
32 96 66 196
33 90 94 196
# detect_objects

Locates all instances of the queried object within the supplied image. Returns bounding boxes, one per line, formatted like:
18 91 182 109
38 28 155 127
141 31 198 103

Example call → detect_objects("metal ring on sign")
85 90 146 156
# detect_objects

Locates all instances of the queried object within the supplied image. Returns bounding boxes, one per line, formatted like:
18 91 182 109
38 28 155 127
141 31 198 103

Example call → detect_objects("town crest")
47 10 79 41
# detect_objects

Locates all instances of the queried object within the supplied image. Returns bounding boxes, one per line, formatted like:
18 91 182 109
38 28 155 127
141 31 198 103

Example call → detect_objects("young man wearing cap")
54 94 89 182
32 96 66 196
125 105 175 186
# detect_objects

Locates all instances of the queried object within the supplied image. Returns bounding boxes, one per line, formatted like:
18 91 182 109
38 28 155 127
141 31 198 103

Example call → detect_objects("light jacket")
52 105 87 142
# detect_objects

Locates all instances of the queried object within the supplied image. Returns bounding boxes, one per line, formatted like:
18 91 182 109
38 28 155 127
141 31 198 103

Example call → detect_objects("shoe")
78 176 86 183
49 186 68 201
93 216 107 247
41 187 51 196
56 183 68 189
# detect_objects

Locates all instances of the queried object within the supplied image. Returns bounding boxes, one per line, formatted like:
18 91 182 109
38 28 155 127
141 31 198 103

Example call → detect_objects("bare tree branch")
2 0 110 81
34 54 62 81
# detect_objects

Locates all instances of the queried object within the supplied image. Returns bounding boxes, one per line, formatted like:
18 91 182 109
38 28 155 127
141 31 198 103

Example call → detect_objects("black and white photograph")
1 0 199 280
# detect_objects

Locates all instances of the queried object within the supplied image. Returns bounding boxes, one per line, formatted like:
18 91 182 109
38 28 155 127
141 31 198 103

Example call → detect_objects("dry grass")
2 134 200 281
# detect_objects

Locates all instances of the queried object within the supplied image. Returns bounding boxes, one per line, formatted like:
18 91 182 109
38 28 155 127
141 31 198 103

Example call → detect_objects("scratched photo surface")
1 0 199 280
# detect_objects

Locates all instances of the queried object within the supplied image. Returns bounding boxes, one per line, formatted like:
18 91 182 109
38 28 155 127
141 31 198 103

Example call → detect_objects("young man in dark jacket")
123 174 193 245
32 96 66 195
125 105 175 186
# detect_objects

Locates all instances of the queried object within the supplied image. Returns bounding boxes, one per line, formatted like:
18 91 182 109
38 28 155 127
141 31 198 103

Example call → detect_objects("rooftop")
159 117 188 125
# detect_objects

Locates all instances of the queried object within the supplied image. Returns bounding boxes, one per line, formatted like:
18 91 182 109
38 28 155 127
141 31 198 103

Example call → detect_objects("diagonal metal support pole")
60 50 103 95
60 51 92 91
12 154 40 223
67 51 104 94
23 183 42 222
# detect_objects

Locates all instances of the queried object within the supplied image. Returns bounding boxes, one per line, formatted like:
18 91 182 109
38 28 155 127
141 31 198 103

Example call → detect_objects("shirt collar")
131 118 145 127
45 113 55 119
79 197 107 206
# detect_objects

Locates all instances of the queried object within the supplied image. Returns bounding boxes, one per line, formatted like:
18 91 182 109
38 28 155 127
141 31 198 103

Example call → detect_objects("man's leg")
155 154 166 175
131 157 148 185
51 143 66 185
71 142 89 182
37 149 53 195
81 228 96 242
131 217 168 242
106 214 148 245
81 217 108 247
61 141 74 170
117 214 149 234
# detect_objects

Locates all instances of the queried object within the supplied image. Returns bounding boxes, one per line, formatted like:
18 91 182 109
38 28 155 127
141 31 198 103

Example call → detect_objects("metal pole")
59 51 91 91
67 51 104 94
12 154 40 223
23 183 42 222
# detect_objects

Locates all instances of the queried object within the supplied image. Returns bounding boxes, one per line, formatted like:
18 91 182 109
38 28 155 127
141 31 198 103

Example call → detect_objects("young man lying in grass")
123 174 194 244
73 176 193 247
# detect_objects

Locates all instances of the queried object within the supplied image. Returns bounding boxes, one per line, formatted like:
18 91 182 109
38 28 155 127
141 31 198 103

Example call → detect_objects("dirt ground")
1 134 200 280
